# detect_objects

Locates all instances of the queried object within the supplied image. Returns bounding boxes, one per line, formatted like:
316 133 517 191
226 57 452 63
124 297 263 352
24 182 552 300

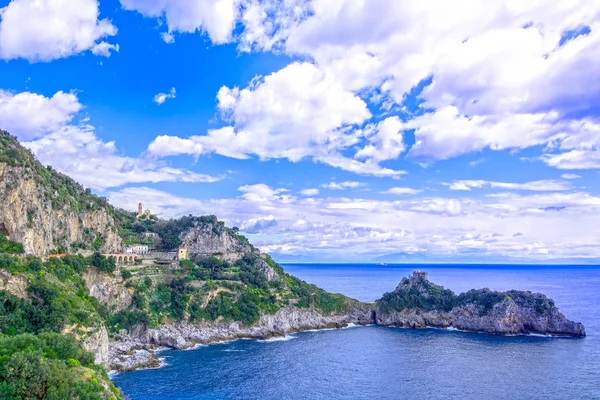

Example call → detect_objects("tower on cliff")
138 202 143 217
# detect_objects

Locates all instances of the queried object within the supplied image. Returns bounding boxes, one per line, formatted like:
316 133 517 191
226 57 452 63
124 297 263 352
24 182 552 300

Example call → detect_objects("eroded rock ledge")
105 271 585 372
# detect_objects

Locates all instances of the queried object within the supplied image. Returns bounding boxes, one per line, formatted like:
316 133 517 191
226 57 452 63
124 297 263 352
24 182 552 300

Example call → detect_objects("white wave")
223 349 244 352
257 334 296 342
184 343 207 351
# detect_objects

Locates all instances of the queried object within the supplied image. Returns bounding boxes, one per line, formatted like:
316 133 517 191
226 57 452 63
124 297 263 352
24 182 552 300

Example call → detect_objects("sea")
112 264 600 400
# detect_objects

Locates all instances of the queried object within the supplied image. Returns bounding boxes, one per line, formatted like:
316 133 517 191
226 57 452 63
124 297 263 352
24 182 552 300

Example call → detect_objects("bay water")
113 264 600 399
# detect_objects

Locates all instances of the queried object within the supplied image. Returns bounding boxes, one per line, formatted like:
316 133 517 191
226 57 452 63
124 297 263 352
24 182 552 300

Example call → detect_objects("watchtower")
412 270 429 281
138 202 143 217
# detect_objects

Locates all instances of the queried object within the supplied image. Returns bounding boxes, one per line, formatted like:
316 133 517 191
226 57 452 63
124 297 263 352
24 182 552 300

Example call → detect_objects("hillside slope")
0 130 121 257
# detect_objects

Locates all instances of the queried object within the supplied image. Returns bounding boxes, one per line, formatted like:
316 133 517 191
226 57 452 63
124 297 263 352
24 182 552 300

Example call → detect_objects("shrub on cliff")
0 234 24 255
0 333 120 400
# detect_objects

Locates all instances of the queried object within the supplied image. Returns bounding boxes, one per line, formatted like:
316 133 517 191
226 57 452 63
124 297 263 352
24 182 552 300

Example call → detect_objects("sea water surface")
113 264 600 399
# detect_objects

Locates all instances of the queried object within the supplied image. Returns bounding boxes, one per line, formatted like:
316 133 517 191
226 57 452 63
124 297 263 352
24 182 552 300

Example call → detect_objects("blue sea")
113 264 600 400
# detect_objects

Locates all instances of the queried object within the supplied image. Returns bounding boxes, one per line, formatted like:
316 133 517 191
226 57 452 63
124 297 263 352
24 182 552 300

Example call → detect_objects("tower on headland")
412 270 429 281
138 202 143 217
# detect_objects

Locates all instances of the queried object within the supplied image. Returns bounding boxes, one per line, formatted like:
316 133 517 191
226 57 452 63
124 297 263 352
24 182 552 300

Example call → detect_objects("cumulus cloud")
0 0 118 61
25 125 223 190
1 89 223 190
561 174 581 180
446 179 572 192
91 42 119 57
189 0 600 169
153 87 177 105
119 0 240 44
355 116 406 163
146 62 406 176
107 184 600 261
0 90 82 140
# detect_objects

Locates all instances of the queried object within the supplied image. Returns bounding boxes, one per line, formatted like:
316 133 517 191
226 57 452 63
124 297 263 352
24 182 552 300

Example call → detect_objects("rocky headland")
0 129 587 397
101 269 585 372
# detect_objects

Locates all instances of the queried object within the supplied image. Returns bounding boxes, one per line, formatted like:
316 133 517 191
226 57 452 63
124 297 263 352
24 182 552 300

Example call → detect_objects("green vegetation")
0 333 121 399
377 276 557 317
0 130 358 396
378 278 457 313
0 130 122 253
0 234 23 255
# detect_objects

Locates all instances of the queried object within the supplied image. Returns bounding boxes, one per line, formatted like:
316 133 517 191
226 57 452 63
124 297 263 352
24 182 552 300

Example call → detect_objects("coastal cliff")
0 129 586 397
0 131 121 257
101 270 585 372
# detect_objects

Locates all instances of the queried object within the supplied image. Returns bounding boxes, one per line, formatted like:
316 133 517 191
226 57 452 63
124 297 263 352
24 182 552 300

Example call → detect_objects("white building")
143 232 158 238
126 244 149 255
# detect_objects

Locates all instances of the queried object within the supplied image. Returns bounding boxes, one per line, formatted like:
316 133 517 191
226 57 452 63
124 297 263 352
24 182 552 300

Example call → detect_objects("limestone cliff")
82 267 132 312
0 131 121 257
179 220 255 263
106 305 374 371
0 268 29 299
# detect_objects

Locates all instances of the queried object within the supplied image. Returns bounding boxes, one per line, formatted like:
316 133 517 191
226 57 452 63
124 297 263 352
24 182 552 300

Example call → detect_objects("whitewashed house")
126 244 149 255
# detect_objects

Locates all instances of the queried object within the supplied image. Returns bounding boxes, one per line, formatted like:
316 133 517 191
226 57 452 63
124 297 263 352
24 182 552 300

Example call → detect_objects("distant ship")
377 263 388 266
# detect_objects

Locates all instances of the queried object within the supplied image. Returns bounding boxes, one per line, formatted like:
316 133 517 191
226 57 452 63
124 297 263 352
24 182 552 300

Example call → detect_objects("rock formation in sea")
0 129 586 377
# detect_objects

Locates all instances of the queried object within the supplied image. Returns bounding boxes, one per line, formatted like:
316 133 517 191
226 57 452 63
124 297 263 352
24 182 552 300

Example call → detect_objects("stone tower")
138 202 143 217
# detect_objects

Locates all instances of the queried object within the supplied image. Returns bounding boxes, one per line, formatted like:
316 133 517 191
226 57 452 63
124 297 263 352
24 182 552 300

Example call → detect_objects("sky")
1 0 600 263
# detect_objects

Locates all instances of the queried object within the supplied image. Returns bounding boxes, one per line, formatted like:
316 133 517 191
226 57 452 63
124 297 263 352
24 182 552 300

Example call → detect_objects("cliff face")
0 268 29 299
107 305 374 371
0 132 122 257
82 267 132 312
180 221 254 263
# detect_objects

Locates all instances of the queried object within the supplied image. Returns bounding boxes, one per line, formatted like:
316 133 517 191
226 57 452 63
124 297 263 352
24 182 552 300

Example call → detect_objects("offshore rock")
375 271 586 337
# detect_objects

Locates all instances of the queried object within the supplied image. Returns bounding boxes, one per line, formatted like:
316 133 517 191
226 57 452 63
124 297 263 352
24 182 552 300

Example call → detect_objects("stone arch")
129 255 134 263
117 255 123 264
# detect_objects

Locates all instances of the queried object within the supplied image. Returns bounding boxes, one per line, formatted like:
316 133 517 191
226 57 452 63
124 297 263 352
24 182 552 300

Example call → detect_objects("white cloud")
1 89 223 190
161 32 175 44
25 124 223 190
561 173 581 180
0 90 82 140
469 158 486 167
383 187 421 195
224 0 600 168
355 116 406 163
446 179 571 192
0 0 117 62
91 42 119 57
107 184 600 261
119 0 240 44
322 181 364 190
146 62 406 176
300 188 319 196
153 87 177 105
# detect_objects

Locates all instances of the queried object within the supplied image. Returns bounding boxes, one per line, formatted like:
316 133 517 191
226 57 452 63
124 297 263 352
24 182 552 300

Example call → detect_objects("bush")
0 333 115 400
0 234 24 254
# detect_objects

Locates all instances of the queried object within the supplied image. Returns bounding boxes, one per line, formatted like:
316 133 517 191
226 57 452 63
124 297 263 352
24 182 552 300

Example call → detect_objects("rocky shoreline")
105 289 586 372
106 305 374 372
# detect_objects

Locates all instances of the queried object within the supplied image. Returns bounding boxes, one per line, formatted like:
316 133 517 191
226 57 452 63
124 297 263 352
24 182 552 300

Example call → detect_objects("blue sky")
1 0 600 262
